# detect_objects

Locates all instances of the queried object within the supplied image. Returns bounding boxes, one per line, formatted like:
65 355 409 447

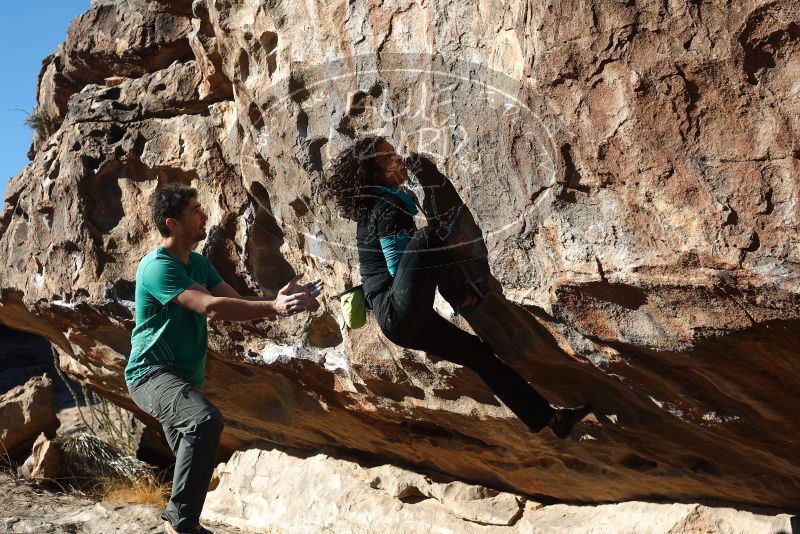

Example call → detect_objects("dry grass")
57 432 168 506
97 475 170 507
52 347 142 455
0 440 19 483
23 106 56 136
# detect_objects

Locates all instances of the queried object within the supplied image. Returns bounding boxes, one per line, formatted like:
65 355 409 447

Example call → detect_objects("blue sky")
0 2 89 202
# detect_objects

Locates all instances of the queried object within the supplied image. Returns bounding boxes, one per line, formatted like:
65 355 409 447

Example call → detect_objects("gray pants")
128 367 224 531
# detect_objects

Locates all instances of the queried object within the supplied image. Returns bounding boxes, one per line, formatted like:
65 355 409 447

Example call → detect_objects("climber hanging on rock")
318 137 591 439
125 183 322 534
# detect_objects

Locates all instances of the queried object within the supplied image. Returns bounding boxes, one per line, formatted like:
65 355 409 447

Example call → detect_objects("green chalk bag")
337 285 367 329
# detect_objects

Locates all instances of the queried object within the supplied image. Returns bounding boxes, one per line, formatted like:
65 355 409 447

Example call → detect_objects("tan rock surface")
0 375 59 458
203 447 794 534
0 0 798 512
17 433 63 481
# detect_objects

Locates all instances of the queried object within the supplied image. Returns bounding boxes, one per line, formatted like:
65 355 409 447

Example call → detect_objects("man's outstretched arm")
174 275 322 321
209 278 322 302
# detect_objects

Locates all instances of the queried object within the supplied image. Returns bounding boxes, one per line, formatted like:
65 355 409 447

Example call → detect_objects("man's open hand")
273 274 324 316
286 274 323 297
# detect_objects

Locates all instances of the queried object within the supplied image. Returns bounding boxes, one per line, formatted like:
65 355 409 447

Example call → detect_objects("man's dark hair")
316 136 387 222
148 183 198 237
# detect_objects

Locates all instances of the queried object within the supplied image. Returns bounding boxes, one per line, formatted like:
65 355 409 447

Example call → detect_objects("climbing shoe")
548 404 592 439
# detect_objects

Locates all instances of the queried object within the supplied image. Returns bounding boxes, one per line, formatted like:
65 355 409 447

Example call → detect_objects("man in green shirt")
125 183 322 534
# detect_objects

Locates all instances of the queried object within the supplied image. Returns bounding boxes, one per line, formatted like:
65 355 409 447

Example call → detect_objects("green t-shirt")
125 246 223 388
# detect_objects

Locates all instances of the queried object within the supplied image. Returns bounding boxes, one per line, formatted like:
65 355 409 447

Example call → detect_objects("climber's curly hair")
316 136 387 222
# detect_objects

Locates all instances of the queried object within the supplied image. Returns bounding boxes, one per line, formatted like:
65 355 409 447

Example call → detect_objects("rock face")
203 447 795 533
0 0 798 511
17 433 63 481
0 375 59 458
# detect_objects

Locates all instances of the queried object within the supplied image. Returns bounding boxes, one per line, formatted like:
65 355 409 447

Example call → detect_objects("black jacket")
356 192 417 309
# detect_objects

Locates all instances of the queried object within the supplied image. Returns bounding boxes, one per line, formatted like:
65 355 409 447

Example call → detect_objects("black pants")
373 226 555 432
128 368 223 531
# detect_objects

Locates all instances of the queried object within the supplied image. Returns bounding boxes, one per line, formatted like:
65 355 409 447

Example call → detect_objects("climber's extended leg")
385 311 557 432
389 314 592 438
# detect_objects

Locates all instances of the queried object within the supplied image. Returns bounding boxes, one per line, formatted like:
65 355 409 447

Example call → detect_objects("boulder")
0 375 59 458
17 432 64 480
1 0 799 512
203 447 533 532
202 447 795 533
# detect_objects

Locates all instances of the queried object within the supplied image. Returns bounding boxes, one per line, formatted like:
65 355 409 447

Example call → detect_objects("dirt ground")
0 472 250 534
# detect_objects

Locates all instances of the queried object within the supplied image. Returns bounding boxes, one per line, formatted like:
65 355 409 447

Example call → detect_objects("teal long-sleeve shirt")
380 232 412 276
357 186 419 301
370 186 418 277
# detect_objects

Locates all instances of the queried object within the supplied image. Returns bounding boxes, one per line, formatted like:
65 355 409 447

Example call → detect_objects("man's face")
168 197 208 241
